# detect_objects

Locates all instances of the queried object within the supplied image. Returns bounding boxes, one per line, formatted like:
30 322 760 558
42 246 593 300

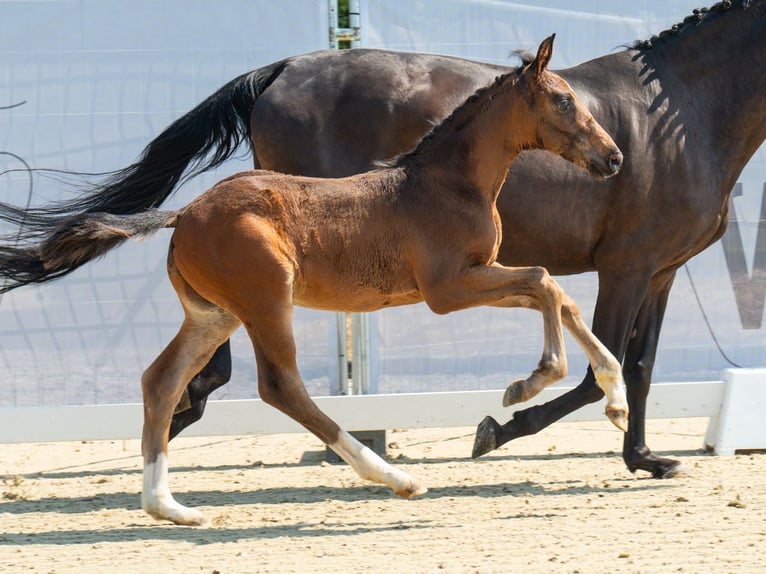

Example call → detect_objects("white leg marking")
142 453 207 526
329 430 427 499
593 364 629 432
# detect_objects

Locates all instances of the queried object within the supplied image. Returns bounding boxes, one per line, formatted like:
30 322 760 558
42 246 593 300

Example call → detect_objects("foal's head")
519 35 623 179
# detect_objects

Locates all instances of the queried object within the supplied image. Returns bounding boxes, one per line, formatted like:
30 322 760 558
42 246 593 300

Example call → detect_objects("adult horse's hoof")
626 446 683 479
472 416 501 458
502 379 526 407
628 457 683 479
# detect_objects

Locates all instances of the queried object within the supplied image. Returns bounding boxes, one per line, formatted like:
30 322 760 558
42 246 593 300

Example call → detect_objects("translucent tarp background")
0 1 763 409
0 1 336 407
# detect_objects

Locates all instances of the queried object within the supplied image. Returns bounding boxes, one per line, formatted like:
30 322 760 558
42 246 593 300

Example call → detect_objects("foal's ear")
532 34 555 80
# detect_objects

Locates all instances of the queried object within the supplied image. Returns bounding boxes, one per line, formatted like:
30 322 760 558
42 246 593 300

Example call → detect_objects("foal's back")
171 168 431 313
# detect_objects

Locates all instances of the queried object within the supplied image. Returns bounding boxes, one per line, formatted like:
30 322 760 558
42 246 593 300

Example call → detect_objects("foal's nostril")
608 151 623 174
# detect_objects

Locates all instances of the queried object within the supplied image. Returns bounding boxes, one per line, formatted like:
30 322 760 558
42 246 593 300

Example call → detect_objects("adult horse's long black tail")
64 60 287 217
0 59 287 292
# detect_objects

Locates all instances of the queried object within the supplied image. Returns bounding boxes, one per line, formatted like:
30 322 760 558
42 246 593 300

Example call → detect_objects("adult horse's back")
9 1 766 478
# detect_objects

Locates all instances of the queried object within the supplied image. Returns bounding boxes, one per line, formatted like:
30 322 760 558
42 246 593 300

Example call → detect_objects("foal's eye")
557 98 571 112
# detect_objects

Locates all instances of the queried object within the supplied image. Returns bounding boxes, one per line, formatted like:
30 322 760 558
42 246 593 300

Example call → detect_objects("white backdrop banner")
0 1 336 407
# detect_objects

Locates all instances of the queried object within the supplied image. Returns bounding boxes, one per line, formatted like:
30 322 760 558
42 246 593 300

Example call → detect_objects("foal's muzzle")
607 151 623 175
590 148 623 179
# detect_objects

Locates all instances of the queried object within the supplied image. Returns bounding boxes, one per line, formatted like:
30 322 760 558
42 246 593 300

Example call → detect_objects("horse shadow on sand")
0 447 707 546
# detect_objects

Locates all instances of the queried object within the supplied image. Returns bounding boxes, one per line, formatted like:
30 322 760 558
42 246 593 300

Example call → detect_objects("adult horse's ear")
533 34 555 79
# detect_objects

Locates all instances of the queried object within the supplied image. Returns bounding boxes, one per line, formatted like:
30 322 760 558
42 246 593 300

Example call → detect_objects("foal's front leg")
557 292 628 431
418 263 627 457
423 264 571 397
498 288 629 429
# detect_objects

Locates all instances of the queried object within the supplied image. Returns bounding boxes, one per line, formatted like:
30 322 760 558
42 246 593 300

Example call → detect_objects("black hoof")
627 457 682 479
653 459 683 479
472 416 501 458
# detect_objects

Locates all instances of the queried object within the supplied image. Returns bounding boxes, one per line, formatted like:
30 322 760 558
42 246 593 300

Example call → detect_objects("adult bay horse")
5 1 765 479
0 37 625 525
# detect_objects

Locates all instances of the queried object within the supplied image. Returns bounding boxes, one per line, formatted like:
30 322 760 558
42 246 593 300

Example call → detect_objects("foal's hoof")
395 481 428 499
144 504 208 527
502 380 526 407
472 416 501 458
606 406 629 432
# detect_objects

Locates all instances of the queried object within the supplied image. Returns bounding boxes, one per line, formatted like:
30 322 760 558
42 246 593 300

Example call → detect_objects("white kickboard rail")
0 381 725 443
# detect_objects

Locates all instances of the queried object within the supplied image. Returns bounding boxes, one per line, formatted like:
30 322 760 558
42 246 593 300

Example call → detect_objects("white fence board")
0 381 725 443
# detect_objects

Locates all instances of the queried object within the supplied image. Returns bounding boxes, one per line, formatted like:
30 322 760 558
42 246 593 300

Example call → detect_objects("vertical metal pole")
329 1 347 395
335 312 348 395
329 0 363 397
348 0 361 48
351 312 370 394
328 0 339 50
323 2 384 459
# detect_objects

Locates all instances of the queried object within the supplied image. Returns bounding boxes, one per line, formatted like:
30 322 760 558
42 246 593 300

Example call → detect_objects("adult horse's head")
520 34 623 180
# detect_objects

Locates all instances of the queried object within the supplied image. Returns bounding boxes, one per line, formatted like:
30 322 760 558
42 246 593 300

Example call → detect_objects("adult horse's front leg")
621 269 682 478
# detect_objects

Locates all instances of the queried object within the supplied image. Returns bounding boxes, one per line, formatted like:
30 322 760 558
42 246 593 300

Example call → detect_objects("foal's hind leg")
141 284 240 525
242 293 425 499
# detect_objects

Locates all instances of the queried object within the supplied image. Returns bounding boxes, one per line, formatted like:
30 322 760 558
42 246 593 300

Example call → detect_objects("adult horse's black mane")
633 0 750 49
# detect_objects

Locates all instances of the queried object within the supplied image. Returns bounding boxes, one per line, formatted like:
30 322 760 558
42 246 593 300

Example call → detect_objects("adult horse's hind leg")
141 273 241 525
169 340 232 440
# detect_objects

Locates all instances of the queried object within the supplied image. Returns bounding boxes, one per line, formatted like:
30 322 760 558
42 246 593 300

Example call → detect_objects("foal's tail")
0 208 178 293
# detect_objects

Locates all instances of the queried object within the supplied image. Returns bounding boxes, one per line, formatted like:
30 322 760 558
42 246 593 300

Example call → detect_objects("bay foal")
3 35 625 525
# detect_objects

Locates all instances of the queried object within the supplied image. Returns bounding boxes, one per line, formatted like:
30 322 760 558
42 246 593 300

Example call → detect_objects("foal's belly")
292 277 423 313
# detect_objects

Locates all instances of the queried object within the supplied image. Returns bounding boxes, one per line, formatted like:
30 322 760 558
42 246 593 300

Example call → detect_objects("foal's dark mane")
380 53 533 169
632 0 754 49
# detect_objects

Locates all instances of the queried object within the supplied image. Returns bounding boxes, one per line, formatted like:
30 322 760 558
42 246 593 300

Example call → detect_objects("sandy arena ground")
1 417 764 573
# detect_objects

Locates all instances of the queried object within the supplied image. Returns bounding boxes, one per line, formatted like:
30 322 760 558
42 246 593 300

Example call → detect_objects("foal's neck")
403 73 532 203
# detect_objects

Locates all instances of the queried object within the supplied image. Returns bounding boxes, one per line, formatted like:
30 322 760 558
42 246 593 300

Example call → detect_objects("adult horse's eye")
558 98 571 112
